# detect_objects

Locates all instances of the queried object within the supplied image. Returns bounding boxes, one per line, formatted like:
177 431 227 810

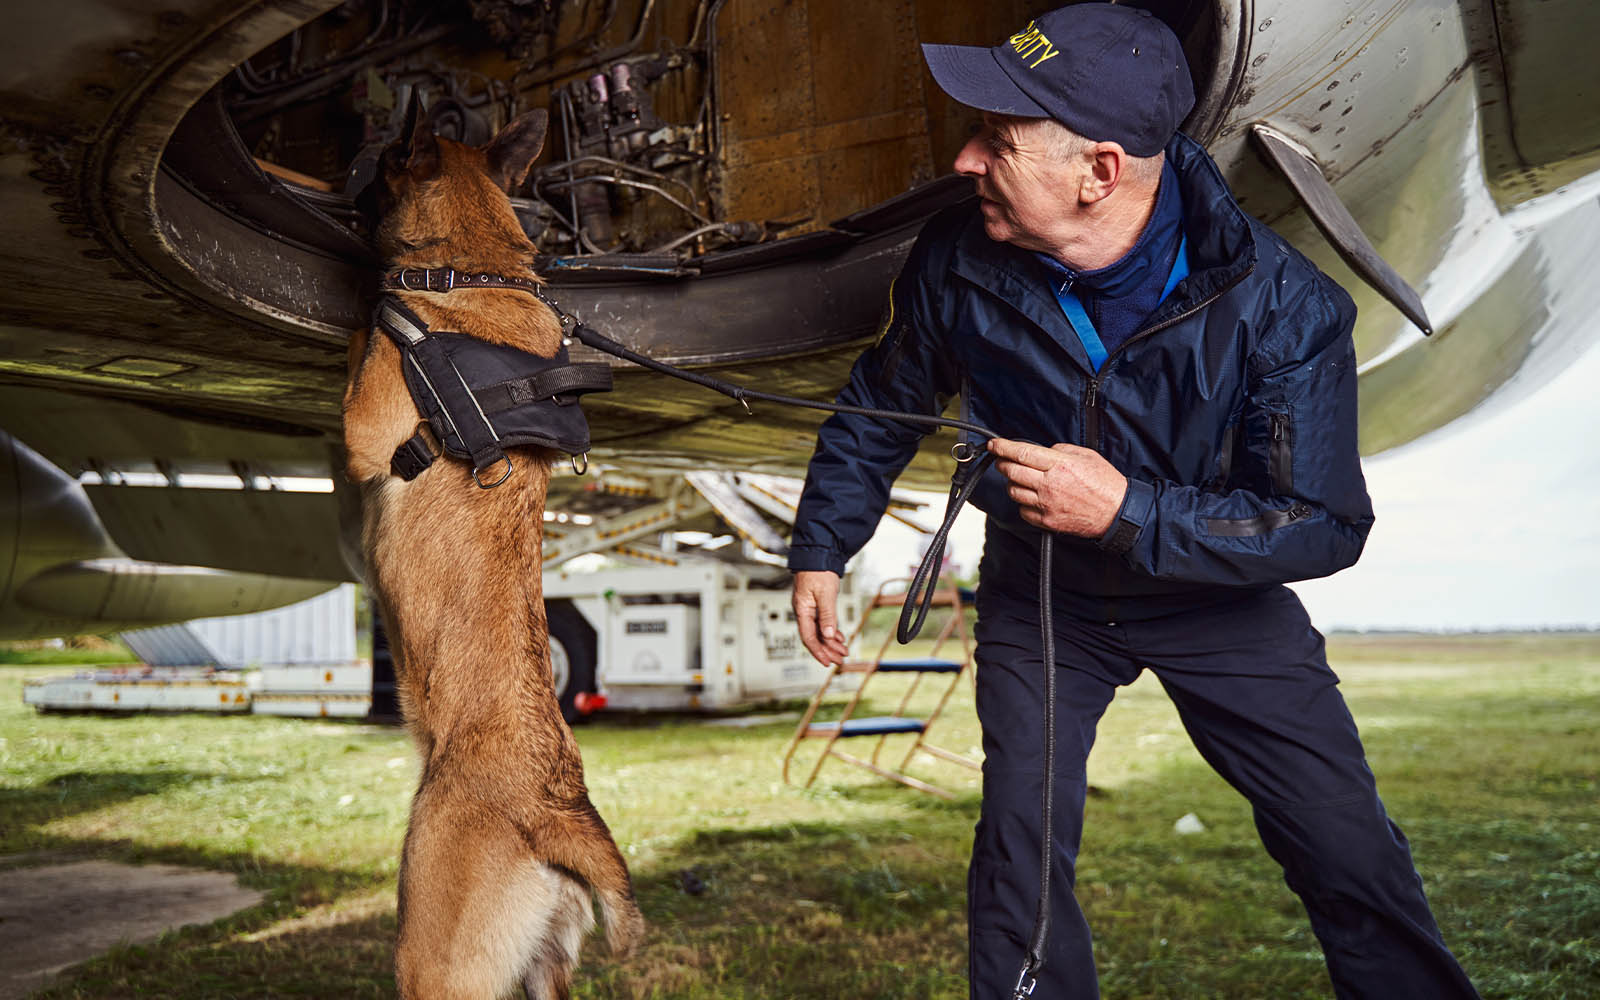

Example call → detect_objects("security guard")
787 5 1480 998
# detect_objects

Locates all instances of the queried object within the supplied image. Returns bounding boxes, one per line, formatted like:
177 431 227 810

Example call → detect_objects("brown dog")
343 105 644 999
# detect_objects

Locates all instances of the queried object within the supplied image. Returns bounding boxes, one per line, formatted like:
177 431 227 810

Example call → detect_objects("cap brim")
921 43 1049 118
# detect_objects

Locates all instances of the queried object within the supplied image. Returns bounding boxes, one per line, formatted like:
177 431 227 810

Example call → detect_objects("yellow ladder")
781 577 979 799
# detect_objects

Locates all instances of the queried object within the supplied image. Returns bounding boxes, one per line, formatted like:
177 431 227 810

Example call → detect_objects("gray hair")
1039 119 1165 185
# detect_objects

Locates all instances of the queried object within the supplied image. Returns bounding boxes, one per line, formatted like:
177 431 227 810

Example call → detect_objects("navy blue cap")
922 4 1194 157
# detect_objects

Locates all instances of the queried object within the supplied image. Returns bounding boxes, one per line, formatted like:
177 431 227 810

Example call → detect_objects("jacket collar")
949 132 1257 359
1032 158 1184 298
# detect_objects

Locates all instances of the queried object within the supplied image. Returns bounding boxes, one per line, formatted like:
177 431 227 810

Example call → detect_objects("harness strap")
410 328 507 476
474 363 614 415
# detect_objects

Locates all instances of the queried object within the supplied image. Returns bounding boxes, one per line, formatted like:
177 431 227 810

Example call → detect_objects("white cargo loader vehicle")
542 561 860 717
529 469 935 720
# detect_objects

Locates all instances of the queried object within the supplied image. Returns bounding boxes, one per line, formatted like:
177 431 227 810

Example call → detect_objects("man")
787 5 1480 999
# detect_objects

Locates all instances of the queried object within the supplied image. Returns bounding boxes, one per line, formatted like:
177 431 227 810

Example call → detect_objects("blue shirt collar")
1033 159 1183 298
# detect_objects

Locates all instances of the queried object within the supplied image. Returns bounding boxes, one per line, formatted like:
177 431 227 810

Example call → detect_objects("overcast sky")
853 341 1600 631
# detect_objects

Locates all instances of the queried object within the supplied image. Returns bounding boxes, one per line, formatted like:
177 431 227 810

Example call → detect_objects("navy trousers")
966 571 1479 999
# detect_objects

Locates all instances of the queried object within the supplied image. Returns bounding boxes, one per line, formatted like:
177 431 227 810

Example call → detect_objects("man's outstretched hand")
793 569 850 666
989 438 1128 537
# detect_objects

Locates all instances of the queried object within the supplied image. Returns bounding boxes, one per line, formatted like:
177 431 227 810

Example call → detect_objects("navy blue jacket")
788 133 1374 605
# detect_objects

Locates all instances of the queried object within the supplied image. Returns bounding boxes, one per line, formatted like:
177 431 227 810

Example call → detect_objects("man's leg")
968 594 1136 1000
1136 586 1478 999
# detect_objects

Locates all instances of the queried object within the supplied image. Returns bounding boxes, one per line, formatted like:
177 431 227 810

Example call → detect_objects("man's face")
954 113 1086 254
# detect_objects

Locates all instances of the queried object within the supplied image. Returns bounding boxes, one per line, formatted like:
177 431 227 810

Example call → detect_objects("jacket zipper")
1269 411 1294 494
1084 376 1100 451
1073 266 1253 454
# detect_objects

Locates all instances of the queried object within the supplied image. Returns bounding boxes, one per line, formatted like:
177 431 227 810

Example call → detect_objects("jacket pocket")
1269 410 1294 496
1206 503 1313 537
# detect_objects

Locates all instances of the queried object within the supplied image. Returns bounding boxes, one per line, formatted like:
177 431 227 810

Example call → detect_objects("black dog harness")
373 271 613 487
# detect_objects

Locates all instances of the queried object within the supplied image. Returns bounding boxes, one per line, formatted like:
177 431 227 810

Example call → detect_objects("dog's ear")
484 109 549 193
405 93 442 182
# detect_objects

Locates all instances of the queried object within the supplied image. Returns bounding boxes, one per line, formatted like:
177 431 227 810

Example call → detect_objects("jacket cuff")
1098 477 1155 555
787 544 846 576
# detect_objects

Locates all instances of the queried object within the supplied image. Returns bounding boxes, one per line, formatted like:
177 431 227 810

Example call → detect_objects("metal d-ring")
952 441 978 463
570 453 589 475
472 455 514 489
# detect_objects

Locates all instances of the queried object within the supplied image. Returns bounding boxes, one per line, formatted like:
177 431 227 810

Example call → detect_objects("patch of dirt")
0 860 263 999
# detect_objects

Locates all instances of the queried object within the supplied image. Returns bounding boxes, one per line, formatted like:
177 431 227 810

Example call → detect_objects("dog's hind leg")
397 779 575 1000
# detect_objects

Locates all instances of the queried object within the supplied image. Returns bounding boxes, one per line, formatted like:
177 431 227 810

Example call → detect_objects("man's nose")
954 135 988 177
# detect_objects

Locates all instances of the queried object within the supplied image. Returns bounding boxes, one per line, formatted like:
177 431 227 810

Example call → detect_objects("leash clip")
570 453 589 476
533 285 577 331
1010 967 1038 999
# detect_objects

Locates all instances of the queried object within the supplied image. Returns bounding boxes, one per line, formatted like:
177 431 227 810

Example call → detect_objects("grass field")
2 632 1596 998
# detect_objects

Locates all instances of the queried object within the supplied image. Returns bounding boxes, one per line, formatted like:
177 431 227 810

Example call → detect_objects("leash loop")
896 450 992 644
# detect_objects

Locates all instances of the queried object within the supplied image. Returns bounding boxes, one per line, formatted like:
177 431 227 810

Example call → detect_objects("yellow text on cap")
1008 21 1061 70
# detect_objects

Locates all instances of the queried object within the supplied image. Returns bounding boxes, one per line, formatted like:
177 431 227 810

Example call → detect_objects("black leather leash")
382 266 1056 994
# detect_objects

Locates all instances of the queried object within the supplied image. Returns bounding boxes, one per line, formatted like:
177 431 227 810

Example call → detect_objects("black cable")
1014 534 1055 999
566 323 995 441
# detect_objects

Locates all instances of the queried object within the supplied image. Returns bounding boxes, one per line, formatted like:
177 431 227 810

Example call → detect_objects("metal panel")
86 485 349 581
120 623 220 667
187 583 356 667
122 583 356 668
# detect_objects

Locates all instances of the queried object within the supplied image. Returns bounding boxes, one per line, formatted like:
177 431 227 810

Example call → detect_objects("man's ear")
405 92 441 182
484 109 549 193
1080 141 1125 204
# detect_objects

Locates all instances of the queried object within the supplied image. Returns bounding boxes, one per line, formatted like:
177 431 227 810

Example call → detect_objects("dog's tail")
534 803 646 957
595 881 646 956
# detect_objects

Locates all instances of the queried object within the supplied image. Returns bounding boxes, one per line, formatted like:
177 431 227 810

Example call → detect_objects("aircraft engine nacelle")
0 430 333 640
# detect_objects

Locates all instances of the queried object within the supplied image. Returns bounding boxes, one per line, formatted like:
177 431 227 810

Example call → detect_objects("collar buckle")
395 267 454 292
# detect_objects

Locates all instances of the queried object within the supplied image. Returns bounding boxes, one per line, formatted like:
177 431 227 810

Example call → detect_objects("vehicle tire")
546 600 597 724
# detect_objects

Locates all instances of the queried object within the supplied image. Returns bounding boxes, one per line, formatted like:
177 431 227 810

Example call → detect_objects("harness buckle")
390 426 439 481
472 455 514 489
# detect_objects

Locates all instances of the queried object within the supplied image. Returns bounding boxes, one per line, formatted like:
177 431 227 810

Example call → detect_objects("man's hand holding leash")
989 438 1126 538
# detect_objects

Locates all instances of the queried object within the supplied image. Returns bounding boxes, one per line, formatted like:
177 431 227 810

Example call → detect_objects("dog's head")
366 95 549 269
